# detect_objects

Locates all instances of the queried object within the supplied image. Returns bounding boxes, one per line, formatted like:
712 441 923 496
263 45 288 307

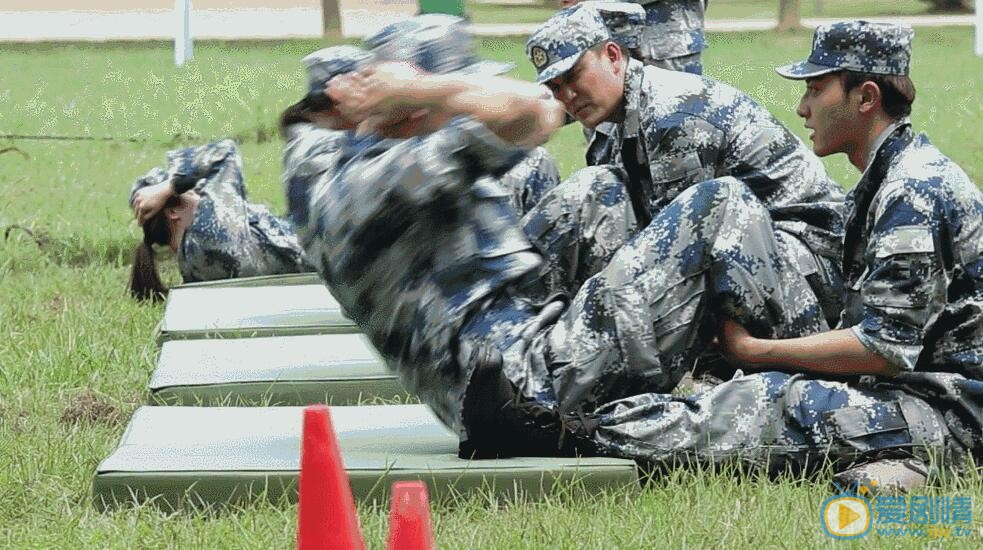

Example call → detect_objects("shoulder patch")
875 225 934 258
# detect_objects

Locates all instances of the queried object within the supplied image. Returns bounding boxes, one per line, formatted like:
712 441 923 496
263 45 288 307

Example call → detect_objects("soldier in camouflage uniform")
290 15 566 441
526 3 845 328
590 21 983 486
515 17 978 484
294 16 958 479
281 45 373 237
560 0 707 75
129 139 314 285
713 20 983 484
283 47 561 228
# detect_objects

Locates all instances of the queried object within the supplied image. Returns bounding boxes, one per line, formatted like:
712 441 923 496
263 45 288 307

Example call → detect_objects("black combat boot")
459 345 600 459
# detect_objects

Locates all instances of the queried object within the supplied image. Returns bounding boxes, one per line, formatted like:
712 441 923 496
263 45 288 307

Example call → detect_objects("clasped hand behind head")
326 62 450 139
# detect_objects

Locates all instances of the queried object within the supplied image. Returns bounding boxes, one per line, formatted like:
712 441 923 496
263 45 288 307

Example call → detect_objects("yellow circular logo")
821 496 871 539
531 46 549 69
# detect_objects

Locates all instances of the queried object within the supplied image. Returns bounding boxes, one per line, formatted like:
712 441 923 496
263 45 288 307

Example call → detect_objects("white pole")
976 0 983 57
175 0 193 67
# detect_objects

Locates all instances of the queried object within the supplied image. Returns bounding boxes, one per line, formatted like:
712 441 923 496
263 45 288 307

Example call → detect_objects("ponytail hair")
278 99 316 139
128 198 177 302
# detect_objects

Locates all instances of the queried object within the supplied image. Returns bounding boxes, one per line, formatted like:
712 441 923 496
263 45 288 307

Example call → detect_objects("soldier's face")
796 74 860 158
546 44 626 129
165 194 199 252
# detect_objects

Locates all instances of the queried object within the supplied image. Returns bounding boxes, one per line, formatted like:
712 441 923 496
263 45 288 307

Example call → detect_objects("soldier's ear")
603 41 623 68
857 81 882 115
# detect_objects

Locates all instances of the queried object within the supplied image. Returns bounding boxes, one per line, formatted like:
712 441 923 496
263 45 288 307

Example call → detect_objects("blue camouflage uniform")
582 20 983 473
632 0 707 75
286 16 547 436
526 4 846 327
776 20 983 463
131 140 313 282
282 46 372 254
499 147 562 217
291 15 955 473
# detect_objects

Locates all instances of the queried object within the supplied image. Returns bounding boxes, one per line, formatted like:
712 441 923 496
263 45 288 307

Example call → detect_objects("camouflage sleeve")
282 123 346 228
395 116 527 206
643 114 723 192
851 186 948 371
180 140 255 270
165 139 242 196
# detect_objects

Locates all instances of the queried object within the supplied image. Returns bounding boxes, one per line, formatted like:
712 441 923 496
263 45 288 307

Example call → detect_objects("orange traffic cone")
386 481 435 550
297 405 364 550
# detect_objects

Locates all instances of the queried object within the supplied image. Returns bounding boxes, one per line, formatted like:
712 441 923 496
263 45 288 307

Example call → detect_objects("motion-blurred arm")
328 62 566 148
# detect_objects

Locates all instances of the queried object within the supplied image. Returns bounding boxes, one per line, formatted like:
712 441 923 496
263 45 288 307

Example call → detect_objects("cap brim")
775 60 841 80
459 60 515 76
534 52 583 84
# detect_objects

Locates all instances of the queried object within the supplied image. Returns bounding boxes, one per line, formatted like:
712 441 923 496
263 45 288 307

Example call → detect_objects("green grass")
464 0 948 26
1 28 982 548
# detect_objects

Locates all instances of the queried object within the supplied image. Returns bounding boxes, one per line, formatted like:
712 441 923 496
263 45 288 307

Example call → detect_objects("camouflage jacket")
588 59 846 261
165 140 313 282
281 122 349 231
841 121 983 376
632 0 707 60
291 118 541 433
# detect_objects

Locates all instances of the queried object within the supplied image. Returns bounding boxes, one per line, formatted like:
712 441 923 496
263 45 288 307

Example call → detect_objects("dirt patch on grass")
60 389 123 428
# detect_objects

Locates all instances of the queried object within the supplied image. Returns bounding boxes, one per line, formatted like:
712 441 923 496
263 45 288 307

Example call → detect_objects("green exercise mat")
93 405 638 510
150 334 405 406
174 273 323 289
157 284 357 343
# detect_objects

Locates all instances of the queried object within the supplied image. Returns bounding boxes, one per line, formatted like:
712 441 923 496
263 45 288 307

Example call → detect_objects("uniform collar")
842 119 916 280
622 58 645 139
858 117 911 181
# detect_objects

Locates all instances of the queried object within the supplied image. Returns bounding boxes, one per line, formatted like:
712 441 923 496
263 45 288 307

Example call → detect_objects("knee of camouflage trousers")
532 177 814 414
521 165 637 299
500 146 562 217
592 371 954 474
783 375 952 467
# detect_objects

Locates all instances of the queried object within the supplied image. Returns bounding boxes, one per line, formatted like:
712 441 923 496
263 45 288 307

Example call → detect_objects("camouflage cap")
525 2 645 84
364 14 513 76
776 20 914 80
301 45 371 108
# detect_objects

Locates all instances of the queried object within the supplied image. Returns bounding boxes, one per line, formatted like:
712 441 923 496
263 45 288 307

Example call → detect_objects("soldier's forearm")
409 75 565 147
739 328 900 377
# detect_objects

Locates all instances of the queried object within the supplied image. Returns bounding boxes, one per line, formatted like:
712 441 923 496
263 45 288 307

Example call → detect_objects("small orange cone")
297 405 364 550
386 481 435 550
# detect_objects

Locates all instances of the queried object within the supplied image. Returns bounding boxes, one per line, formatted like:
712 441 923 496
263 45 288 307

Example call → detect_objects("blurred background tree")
919 0 971 11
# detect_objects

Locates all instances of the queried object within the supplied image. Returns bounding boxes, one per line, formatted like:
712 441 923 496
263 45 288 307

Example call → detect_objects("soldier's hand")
131 181 174 225
718 318 760 368
356 62 425 115
326 74 366 124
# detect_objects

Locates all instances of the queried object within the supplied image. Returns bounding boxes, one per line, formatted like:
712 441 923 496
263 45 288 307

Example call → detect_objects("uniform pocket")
822 401 912 455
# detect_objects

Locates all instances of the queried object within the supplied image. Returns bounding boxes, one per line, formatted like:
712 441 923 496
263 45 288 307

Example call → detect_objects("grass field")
1 27 982 548
465 0 950 26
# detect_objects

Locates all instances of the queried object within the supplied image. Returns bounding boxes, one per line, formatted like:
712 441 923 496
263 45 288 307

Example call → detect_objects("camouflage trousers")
499 146 562 217
595 370 954 473
510 176 832 413
645 51 702 75
461 176 954 469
